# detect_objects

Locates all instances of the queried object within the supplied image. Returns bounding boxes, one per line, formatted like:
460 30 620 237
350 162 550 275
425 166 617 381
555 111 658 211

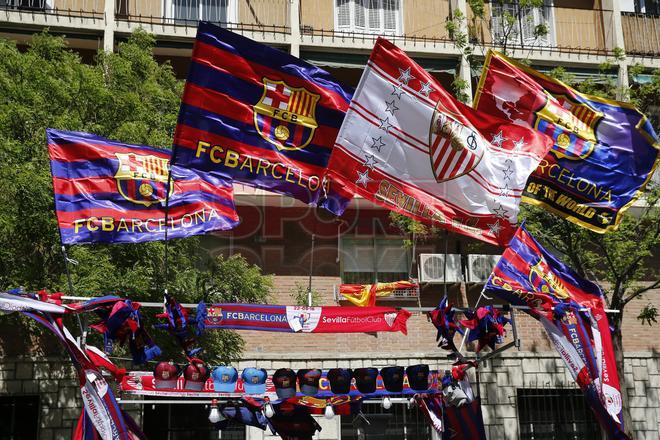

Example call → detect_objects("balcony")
114 0 290 35
468 3 613 56
300 0 456 53
621 12 660 57
0 0 104 20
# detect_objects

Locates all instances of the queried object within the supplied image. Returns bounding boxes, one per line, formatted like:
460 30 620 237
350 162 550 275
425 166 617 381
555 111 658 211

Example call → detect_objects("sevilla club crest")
115 153 171 207
534 93 602 160
428 108 483 182
254 78 320 151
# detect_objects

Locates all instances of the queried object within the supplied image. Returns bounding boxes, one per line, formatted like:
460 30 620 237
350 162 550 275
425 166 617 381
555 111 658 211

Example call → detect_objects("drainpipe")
103 0 115 52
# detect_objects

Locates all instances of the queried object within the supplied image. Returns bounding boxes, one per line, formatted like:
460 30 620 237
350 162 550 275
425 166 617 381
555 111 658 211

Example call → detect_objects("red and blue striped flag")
48 129 239 244
485 224 628 439
172 22 352 207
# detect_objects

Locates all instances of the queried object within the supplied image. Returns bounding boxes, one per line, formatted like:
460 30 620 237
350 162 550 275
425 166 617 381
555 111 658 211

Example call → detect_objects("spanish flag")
340 281 417 307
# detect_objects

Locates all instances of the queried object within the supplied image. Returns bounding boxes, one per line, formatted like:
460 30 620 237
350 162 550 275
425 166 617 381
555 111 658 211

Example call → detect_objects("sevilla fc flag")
325 38 553 245
474 50 659 233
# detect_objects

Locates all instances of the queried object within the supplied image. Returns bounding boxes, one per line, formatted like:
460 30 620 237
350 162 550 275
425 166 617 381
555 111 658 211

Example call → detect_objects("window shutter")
201 0 228 23
383 0 398 32
355 0 366 30
375 240 408 274
174 0 200 21
367 0 381 32
336 0 351 29
342 240 375 273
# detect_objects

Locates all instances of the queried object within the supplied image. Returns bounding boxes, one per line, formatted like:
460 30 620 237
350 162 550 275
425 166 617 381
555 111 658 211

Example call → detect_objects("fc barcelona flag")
485 224 628 439
172 22 352 206
48 129 238 244
474 50 660 233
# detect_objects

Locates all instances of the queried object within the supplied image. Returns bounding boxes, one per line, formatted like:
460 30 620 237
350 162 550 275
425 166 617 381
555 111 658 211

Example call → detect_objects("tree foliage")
0 31 271 362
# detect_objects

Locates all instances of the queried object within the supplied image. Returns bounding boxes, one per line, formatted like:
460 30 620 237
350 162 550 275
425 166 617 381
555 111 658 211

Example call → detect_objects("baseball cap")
211 366 238 393
241 368 268 395
273 368 298 399
183 360 210 391
153 361 180 389
353 368 378 394
406 364 430 391
327 368 353 395
297 369 322 396
380 366 405 393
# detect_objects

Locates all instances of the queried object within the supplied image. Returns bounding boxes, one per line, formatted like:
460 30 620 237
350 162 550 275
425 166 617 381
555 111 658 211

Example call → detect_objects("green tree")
0 31 271 363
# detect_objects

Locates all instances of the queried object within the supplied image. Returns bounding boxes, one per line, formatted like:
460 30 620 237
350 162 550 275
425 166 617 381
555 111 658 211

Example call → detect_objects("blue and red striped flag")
172 22 352 207
442 398 487 440
48 129 239 244
485 224 628 439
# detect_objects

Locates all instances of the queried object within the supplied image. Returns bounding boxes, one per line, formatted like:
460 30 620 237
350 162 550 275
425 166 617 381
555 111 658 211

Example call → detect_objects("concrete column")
289 0 301 58
602 0 629 100
103 0 115 52
450 0 473 103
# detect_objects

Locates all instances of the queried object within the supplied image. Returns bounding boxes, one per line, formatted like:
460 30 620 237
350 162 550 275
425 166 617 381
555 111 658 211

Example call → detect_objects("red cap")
154 361 180 389
184 360 209 391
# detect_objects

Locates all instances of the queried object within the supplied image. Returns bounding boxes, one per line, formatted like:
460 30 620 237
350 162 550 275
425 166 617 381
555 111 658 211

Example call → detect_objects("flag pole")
61 245 86 347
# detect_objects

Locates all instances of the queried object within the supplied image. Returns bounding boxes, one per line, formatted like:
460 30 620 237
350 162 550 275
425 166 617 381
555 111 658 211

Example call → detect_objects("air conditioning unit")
467 254 500 283
418 254 462 283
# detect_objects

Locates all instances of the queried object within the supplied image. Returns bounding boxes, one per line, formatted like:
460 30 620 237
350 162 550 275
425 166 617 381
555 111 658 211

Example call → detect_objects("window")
517 388 600 440
0 395 40 440
341 402 432 439
0 0 50 10
621 0 660 15
341 238 409 284
143 402 246 439
491 0 553 47
335 0 402 35
165 0 234 25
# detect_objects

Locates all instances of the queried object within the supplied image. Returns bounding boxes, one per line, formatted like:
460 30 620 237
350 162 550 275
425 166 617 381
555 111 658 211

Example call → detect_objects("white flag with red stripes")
325 38 553 245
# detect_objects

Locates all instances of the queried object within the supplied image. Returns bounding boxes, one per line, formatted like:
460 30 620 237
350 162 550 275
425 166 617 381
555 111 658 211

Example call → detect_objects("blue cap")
212 366 238 393
241 368 268 395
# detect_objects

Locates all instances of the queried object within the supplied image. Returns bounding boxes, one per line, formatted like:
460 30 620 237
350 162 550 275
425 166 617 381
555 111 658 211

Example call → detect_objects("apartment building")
1 1 659 439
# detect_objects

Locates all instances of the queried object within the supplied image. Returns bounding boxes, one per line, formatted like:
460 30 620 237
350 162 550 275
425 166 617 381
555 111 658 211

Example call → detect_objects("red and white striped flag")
325 38 553 245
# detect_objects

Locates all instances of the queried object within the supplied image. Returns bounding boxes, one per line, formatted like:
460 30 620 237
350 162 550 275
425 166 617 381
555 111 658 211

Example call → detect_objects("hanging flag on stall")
323 38 553 245
0 290 144 440
48 129 238 244
197 303 412 334
172 22 352 207
474 50 659 233
484 224 628 439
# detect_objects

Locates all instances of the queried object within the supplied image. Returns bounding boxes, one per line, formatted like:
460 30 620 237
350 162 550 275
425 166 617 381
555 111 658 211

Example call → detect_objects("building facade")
1 1 659 439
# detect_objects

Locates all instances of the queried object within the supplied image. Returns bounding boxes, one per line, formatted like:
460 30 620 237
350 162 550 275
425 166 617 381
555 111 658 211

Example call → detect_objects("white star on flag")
391 83 405 99
397 67 414 85
502 167 514 180
419 81 433 97
385 99 399 116
491 131 506 147
512 137 525 151
492 204 509 219
356 169 372 187
370 136 386 152
487 220 502 236
499 184 511 198
364 154 378 169
379 117 393 132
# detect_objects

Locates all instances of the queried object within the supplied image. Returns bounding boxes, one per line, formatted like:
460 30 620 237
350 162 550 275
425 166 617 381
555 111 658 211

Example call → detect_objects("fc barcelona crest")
528 259 569 300
428 108 483 182
114 153 171 207
534 93 602 161
253 78 320 151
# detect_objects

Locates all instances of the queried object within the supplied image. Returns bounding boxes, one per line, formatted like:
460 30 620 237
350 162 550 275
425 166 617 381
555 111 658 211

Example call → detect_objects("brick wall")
240 275 660 355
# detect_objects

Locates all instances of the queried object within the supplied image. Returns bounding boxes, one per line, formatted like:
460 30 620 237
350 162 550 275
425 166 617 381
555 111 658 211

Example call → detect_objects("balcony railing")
621 12 660 56
468 5 613 56
113 0 290 34
0 0 104 19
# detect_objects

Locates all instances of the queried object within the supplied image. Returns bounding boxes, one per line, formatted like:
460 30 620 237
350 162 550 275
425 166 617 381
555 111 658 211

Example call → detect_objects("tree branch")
623 278 660 307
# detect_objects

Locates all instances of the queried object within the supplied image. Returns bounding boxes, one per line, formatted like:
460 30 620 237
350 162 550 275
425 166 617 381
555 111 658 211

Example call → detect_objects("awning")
301 50 457 74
